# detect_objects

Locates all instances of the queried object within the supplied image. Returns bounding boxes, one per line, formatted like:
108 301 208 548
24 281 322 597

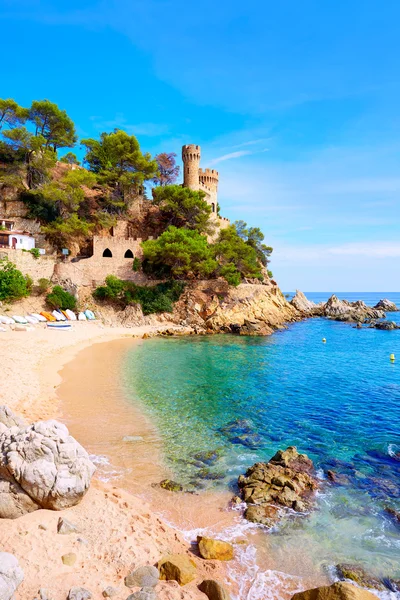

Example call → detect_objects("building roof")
0 230 34 236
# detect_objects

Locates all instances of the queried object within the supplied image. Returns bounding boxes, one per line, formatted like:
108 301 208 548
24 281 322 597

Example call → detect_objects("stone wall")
0 248 57 283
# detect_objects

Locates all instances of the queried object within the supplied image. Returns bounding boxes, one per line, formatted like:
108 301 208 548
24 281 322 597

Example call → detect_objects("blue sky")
2 0 400 291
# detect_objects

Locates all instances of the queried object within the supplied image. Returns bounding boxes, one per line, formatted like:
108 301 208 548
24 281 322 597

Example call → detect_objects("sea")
120 292 400 599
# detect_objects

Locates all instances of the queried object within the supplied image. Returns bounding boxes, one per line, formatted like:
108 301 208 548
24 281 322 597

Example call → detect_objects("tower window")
124 249 134 258
102 248 112 257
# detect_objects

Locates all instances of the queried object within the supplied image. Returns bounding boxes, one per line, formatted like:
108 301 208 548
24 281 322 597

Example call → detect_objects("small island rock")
158 554 197 586
197 536 234 561
374 299 398 312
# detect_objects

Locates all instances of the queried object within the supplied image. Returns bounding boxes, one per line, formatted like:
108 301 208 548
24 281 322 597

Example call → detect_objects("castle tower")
198 168 219 193
182 144 201 190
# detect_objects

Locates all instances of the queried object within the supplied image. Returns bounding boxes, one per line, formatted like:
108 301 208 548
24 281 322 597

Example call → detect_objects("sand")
0 322 228 600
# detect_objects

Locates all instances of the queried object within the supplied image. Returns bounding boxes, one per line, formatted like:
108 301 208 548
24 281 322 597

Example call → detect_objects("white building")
0 229 36 250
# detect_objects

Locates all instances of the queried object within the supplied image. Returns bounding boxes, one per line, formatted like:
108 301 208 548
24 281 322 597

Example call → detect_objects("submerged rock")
0 552 24 600
372 321 398 330
193 449 221 466
238 446 319 525
197 536 234 561
0 414 95 519
198 580 231 600
336 564 387 591
158 479 184 492
158 554 197 586
291 582 379 600
374 299 398 312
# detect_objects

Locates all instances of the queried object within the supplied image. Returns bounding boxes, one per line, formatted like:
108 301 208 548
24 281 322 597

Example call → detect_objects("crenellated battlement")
182 143 223 218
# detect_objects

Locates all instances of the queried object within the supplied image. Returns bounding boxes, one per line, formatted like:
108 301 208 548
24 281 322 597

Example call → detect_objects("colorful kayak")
40 312 56 322
84 309 96 320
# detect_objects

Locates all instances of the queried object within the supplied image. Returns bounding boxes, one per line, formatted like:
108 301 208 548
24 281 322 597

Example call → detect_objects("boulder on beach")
158 554 197 586
198 579 231 600
125 565 160 588
0 552 24 600
291 581 379 600
374 299 398 312
0 408 95 519
238 446 319 525
197 536 234 561
67 588 92 600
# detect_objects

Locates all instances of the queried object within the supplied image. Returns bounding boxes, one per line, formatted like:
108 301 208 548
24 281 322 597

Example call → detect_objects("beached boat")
12 316 28 324
40 311 56 321
31 313 47 322
65 309 77 320
46 322 72 330
0 315 15 325
52 310 66 321
84 309 96 320
25 315 39 325
78 312 87 321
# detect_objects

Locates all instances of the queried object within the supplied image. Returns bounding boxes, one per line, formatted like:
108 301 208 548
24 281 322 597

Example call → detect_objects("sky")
1 0 400 291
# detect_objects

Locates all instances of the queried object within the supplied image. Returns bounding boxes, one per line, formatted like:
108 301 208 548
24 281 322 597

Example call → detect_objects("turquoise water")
122 293 400 585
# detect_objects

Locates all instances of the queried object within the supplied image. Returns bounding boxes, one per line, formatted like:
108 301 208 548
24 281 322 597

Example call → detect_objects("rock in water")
373 321 398 330
374 299 398 312
125 565 159 588
197 536 234 561
336 564 386 591
158 479 184 492
0 415 95 518
238 446 319 525
291 291 321 314
67 588 92 600
0 552 24 600
198 580 231 600
291 581 379 600
323 295 385 322
158 554 197 585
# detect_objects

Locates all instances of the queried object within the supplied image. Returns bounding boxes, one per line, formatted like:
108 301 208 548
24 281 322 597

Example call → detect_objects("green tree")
234 220 273 267
0 258 31 302
142 226 217 279
213 225 263 282
81 130 158 205
60 152 80 165
0 99 28 131
28 99 77 150
42 213 95 249
152 185 212 233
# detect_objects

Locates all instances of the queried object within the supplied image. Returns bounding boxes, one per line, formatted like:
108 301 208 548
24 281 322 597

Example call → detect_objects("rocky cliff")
96 280 300 335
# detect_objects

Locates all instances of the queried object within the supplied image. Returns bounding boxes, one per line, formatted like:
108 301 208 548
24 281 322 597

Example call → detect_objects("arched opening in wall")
103 248 112 258
124 249 134 259
211 203 215 213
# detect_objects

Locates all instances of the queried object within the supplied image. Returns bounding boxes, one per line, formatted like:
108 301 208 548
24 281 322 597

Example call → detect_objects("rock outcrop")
291 582 379 600
0 552 24 600
291 292 392 323
336 564 386 591
291 290 323 314
238 447 319 526
374 299 398 312
0 407 95 519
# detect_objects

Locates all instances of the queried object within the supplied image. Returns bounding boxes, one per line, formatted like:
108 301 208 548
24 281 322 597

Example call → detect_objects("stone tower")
182 144 201 190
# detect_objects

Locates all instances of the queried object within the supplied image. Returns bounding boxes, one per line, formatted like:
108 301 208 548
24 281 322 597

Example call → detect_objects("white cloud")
328 242 400 258
209 150 252 164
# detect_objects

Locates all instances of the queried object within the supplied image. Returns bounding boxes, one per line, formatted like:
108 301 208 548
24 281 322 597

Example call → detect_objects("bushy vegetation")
46 285 77 310
37 277 51 294
0 258 31 302
93 275 184 314
0 96 274 285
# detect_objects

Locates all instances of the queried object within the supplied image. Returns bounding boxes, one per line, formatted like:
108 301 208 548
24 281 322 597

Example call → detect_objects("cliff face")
95 280 300 335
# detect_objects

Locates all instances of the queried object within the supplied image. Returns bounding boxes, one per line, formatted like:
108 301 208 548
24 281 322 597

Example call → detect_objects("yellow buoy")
390 353 395 361
322 338 326 343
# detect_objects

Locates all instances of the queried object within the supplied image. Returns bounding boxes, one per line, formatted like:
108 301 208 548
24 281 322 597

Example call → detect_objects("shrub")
38 278 51 294
0 258 31 302
132 257 141 272
46 285 77 310
267 270 273 278
93 276 185 315
22 247 40 259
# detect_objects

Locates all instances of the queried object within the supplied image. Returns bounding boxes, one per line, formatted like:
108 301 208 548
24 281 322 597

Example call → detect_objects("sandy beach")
0 322 230 600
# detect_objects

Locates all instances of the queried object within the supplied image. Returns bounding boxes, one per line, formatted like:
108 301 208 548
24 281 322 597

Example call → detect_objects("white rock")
0 552 24 600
